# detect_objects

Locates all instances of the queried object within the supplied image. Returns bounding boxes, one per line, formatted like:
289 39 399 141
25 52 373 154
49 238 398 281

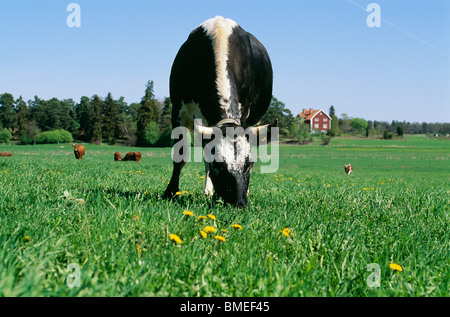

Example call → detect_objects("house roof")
299 108 332 121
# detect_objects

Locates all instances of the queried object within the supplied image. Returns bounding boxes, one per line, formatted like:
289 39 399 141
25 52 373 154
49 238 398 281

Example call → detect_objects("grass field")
0 135 448 297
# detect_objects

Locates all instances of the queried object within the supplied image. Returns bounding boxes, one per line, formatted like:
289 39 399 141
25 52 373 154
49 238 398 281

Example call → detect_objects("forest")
0 80 449 146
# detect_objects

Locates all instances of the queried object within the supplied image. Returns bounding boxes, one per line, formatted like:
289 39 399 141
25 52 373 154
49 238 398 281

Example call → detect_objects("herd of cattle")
72 144 141 162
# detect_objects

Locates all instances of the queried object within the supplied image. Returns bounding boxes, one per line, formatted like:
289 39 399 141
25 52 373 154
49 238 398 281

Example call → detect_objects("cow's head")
194 118 278 207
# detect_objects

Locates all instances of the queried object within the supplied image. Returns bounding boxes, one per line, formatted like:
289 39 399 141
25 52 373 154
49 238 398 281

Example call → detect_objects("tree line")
0 82 448 146
0 80 172 146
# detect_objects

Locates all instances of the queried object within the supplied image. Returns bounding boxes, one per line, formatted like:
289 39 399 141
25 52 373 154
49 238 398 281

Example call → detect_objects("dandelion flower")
232 224 242 230
183 191 188 194
24 236 30 242
176 191 182 196
183 210 194 217
215 235 226 242
200 230 207 238
136 244 142 253
204 226 217 233
132 215 139 221
389 263 403 272
169 234 182 244
207 214 216 221
197 215 207 221
281 228 292 237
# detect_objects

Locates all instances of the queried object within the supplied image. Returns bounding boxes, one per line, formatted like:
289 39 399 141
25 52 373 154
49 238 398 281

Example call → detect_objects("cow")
123 152 142 162
114 152 123 161
163 16 276 207
73 144 85 160
114 152 142 162
344 164 353 175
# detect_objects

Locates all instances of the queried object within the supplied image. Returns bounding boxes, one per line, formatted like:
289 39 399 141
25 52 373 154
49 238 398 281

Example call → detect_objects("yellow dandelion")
183 210 194 217
176 191 182 195
214 235 226 242
232 224 242 230
204 226 217 233
281 228 292 237
183 191 188 194
201 176 205 179
389 263 403 272
136 244 142 253
200 230 207 238
24 236 30 242
169 234 182 244
197 215 207 221
207 214 216 221
132 215 139 221
221 229 228 233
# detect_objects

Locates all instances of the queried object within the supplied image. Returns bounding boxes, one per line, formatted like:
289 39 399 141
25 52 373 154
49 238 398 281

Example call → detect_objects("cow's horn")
194 118 214 136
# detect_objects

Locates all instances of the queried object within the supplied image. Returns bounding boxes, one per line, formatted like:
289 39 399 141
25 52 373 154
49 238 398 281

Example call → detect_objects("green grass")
0 136 448 297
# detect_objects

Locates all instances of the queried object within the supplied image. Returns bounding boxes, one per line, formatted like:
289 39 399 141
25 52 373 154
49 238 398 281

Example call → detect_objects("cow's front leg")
204 162 214 196
163 132 189 198
163 161 187 198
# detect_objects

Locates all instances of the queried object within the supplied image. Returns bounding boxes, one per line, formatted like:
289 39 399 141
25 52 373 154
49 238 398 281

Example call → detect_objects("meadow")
0 135 448 297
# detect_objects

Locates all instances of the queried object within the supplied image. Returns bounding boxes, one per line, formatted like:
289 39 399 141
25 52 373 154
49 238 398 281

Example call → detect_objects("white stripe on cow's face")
200 16 238 119
215 133 252 176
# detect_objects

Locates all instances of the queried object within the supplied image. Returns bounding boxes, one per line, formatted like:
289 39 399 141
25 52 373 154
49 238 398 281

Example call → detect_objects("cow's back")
170 16 273 129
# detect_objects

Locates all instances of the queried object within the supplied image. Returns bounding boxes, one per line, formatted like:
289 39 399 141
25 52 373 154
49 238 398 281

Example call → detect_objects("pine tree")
15 96 28 137
89 95 103 143
102 92 119 142
76 96 92 141
137 80 160 145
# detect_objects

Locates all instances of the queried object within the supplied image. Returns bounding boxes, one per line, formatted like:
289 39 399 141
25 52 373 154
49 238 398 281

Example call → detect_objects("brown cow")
0 152 12 157
344 164 353 175
123 152 142 162
114 152 123 161
114 152 142 162
73 144 85 159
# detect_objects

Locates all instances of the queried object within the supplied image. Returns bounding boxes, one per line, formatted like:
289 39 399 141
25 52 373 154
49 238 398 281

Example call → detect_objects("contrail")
347 0 450 58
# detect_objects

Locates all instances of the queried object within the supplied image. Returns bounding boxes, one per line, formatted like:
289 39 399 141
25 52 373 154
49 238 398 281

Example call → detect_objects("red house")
299 108 332 133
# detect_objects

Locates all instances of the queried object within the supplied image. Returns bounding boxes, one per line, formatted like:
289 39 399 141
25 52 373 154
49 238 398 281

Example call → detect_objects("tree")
76 96 92 141
397 126 404 137
137 80 160 145
0 93 17 131
339 113 352 133
102 92 120 142
328 115 340 137
329 105 335 117
260 96 293 136
351 118 368 133
89 95 103 143
15 96 28 137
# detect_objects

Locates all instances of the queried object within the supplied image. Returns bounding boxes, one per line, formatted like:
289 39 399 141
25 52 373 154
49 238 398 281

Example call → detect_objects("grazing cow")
73 144 85 160
344 164 353 175
114 152 123 161
0 152 12 157
114 152 142 162
123 152 142 162
164 16 276 207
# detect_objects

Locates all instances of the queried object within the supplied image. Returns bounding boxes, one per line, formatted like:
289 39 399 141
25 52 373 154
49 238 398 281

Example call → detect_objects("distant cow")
73 144 85 160
344 164 353 175
0 152 12 157
114 152 123 161
114 152 141 162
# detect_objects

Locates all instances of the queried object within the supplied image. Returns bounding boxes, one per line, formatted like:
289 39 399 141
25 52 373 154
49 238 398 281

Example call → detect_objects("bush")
141 122 160 147
21 133 33 145
0 128 12 144
34 129 73 144
321 135 331 146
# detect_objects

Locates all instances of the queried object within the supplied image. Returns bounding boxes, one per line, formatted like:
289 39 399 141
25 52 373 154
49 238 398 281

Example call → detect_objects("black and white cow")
164 16 276 207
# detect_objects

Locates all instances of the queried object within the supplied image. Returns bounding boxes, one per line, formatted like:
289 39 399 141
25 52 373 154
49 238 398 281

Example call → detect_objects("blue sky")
0 0 449 123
